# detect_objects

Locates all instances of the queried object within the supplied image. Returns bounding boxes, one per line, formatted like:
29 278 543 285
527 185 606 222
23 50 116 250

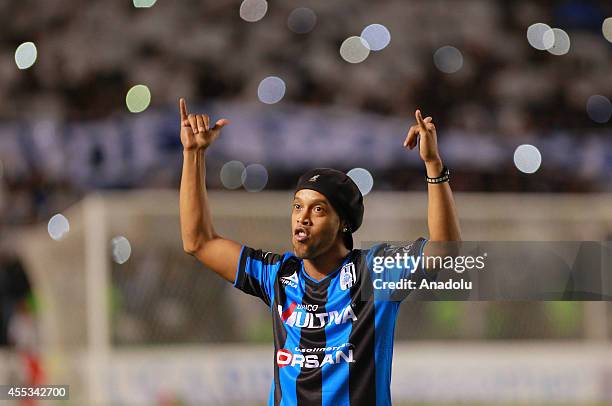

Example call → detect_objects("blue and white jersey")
233 238 428 406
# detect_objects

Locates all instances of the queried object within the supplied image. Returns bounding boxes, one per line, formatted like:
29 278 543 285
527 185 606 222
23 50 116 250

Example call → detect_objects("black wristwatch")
426 166 450 184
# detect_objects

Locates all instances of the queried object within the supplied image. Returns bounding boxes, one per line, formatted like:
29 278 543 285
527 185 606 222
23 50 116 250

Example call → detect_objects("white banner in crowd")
0 102 610 188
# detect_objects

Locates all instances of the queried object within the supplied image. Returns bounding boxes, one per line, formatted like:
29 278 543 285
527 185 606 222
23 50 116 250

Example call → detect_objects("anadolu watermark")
371 249 487 292
361 241 612 301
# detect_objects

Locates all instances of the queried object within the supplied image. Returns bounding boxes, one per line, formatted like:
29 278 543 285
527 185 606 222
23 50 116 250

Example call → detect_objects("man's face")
291 189 342 259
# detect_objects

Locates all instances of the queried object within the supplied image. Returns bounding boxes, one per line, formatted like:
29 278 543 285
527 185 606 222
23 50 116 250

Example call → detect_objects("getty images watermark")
363 241 612 301
371 247 487 292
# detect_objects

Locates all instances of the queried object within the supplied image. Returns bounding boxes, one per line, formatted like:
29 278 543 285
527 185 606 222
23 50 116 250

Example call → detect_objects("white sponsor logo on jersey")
280 272 299 288
277 303 357 329
277 347 355 368
297 304 318 311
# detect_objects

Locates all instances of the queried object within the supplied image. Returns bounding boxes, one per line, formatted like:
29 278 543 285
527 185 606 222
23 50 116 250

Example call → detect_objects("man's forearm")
425 160 461 242
180 149 217 253
176 99 242 282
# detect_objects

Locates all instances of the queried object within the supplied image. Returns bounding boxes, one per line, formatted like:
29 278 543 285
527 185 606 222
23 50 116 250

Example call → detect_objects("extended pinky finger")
404 126 418 149
402 128 412 147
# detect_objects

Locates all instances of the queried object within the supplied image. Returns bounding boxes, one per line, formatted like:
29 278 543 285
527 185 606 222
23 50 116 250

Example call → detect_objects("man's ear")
341 222 351 233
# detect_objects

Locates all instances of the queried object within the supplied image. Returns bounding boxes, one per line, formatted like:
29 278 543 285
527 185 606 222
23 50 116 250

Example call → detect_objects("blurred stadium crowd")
0 1 611 223
0 0 610 124
1 0 612 346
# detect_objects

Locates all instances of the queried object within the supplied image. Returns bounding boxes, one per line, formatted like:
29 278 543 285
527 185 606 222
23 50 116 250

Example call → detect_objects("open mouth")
294 227 310 243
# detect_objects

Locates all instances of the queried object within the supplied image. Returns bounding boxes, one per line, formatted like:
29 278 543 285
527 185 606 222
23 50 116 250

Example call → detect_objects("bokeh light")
241 164 268 192
544 28 570 56
513 144 542 174
220 160 246 189
257 76 286 104
48 214 70 241
602 18 612 43
360 24 391 51
14 42 37 70
133 0 157 7
339 36 370 64
111 236 132 264
433 46 463 73
287 7 317 34
126 85 151 113
347 168 374 196
527 23 554 50
586 95 612 124
239 0 268 23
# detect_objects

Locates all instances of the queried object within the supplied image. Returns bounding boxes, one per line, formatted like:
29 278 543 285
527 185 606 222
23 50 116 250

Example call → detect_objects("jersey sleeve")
366 237 431 302
233 246 283 307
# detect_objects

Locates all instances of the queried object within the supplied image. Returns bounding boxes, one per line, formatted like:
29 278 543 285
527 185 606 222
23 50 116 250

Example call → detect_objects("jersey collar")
299 249 355 285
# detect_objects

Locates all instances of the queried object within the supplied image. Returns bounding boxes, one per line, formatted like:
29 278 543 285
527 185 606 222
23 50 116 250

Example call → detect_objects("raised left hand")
403 109 441 164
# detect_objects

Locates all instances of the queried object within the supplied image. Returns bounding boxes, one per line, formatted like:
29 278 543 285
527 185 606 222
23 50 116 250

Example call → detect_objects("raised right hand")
179 98 229 151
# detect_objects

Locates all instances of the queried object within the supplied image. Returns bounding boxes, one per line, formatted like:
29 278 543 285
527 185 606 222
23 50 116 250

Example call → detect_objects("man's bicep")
192 237 243 283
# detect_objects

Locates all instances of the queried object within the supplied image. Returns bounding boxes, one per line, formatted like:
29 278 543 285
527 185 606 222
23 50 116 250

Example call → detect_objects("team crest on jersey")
280 272 299 288
339 262 356 290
